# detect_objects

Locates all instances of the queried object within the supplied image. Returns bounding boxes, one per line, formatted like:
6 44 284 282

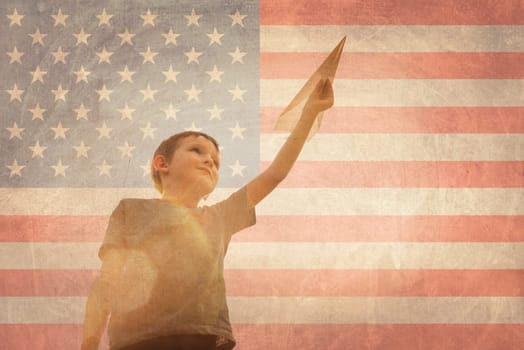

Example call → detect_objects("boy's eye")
191 147 200 153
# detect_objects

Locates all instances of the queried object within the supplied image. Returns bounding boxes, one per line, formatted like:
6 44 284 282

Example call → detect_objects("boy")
81 78 334 350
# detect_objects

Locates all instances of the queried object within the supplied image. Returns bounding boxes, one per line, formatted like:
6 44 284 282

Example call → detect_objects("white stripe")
261 25 524 52
229 297 524 324
261 79 524 107
257 188 524 215
1 242 522 269
260 134 524 161
227 242 524 269
0 187 235 215
1 188 522 215
1 296 522 324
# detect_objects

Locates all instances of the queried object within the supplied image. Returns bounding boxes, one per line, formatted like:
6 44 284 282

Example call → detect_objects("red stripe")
2 269 522 297
0 325 108 350
0 270 96 297
261 53 524 79
0 216 107 242
260 0 524 25
2 324 522 350
233 324 524 350
261 107 524 133
2 215 523 242
225 270 524 297
260 161 524 188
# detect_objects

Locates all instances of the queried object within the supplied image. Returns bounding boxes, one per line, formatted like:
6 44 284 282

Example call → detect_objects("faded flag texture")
1 0 524 349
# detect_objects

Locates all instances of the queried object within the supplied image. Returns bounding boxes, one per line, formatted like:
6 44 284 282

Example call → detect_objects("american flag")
1 0 524 349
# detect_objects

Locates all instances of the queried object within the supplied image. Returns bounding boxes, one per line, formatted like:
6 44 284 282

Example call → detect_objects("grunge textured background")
1 1 523 349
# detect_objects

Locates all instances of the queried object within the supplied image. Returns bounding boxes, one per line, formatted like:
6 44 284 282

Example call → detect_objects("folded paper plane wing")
274 36 346 140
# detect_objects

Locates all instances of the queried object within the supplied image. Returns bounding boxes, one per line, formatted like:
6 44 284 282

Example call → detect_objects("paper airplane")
274 36 346 140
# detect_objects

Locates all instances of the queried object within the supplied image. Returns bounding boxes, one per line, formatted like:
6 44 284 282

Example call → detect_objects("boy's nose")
203 154 213 165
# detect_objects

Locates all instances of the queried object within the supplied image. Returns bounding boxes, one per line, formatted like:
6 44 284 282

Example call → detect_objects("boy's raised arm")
246 78 334 207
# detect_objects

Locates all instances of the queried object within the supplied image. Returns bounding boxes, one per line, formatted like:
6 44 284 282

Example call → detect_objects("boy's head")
151 131 220 194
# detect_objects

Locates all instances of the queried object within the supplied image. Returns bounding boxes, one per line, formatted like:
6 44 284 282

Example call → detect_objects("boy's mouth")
197 167 212 177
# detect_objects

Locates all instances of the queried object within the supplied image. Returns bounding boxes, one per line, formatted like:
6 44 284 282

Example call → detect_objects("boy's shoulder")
116 198 159 210
119 198 154 204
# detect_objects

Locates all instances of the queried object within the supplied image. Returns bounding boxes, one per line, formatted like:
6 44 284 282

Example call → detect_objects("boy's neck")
160 187 203 208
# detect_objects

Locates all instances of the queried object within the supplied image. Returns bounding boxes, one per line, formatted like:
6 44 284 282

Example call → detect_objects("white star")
162 65 180 83
29 28 46 46
6 122 24 140
73 141 91 158
185 8 201 27
29 140 47 158
73 65 90 83
30 66 47 84
228 47 246 64
229 160 246 177
162 28 180 46
51 84 69 102
207 27 224 45
184 122 202 132
205 65 224 83
118 28 135 45
184 47 202 64
7 8 24 27
96 84 113 102
73 103 90 120
7 46 24 64
96 47 113 64
228 84 246 102
229 122 247 140
7 159 25 177
140 163 151 177
207 104 224 120
97 160 112 177
118 65 136 83
96 122 112 139
184 84 202 102
51 159 69 177
96 8 113 26
6 84 24 102
140 46 158 64
51 84 68 102
51 8 68 27
141 8 158 26
162 103 180 120
52 47 69 64
50 121 69 139
73 28 91 46
28 103 46 120
117 103 135 120
229 10 247 27
140 122 157 140
117 141 135 158
140 83 158 102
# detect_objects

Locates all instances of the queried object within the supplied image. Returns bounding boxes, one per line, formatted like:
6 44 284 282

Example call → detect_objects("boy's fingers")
320 78 333 98
315 78 325 92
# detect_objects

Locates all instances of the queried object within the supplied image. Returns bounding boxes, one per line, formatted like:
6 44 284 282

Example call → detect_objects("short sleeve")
211 186 256 236
98 200 126 260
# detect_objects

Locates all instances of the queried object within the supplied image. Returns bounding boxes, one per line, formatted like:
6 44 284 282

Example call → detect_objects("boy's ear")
153 155 169 173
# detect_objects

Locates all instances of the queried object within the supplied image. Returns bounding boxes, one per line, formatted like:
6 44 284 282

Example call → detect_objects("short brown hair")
150 131 220 193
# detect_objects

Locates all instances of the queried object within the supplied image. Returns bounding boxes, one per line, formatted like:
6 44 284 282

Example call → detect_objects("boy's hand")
304 78 334 114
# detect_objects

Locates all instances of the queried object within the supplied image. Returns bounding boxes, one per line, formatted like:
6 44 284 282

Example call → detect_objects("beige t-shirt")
99 186 256 350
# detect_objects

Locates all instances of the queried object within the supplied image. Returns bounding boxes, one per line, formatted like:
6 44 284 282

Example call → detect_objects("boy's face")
165 135 220 196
